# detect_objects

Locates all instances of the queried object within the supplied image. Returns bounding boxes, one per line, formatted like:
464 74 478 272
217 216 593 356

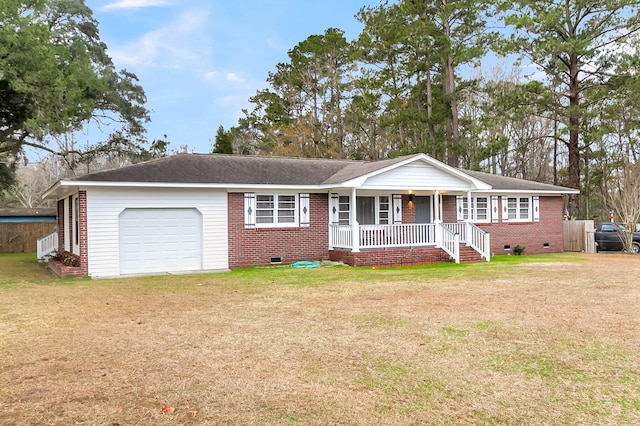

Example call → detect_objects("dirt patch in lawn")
1 253 640 424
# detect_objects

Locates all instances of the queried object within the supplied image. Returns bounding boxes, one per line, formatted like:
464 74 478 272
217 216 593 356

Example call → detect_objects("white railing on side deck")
467 223 491 261
37 231 58 260
439 224 460 263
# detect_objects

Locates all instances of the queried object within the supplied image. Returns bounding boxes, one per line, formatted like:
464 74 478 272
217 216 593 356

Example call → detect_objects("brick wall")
228 192 331 268
442 195 565 255
403 195 416 223
329 247 451 267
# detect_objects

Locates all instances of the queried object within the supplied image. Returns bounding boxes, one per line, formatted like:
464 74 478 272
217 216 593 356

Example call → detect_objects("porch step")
458 246 484 263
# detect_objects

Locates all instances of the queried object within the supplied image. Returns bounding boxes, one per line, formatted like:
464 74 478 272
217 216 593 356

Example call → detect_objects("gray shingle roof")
75 154 359 185
70 153 576 193
461 169 576 192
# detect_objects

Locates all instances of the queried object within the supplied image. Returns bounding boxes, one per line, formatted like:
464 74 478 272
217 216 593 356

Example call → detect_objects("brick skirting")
329 246 453 267
47 250 87 277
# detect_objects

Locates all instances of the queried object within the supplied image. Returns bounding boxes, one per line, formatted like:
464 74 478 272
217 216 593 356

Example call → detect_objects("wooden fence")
563 220 595 253
0 222 57 254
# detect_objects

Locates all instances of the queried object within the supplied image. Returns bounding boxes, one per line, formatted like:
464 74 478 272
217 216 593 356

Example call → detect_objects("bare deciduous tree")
603 162 640 253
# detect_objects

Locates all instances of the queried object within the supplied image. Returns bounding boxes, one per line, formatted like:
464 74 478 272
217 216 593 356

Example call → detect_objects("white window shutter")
299 193 310 227
456 196 464 221
501 196 509 222
393 194 403 224
533 196 540 222
491 196 499 223
244 193 256 228
329 193 339 224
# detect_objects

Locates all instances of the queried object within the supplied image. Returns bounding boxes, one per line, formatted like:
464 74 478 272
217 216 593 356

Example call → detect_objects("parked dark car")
594 222 640 253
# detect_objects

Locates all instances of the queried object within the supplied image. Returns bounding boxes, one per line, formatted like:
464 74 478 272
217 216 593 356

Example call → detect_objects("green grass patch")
0 253 57 287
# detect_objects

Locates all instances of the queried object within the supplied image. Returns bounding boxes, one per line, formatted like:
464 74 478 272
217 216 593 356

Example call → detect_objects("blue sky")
85 0 382 154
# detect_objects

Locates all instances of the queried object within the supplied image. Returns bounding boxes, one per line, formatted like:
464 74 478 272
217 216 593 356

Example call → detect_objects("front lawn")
1 252 640 424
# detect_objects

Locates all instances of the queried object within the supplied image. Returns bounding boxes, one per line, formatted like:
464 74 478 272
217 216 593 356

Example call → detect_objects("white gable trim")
338 154 492 191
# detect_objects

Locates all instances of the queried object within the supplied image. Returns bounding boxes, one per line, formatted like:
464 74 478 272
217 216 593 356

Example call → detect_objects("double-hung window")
457 196 491 223
338 196 350 225
378 196 390 224
255 194 297 226
503 196 531 222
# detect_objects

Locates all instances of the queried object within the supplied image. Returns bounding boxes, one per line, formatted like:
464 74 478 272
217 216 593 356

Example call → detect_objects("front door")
415 196 431 223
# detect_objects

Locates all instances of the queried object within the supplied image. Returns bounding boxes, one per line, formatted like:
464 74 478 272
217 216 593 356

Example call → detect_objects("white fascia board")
42 181 61 199
461 189 580 196
49 180 330 193
42 181 79 200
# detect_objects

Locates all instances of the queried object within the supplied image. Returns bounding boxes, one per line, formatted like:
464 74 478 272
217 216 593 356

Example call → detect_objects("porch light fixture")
408 194 415 203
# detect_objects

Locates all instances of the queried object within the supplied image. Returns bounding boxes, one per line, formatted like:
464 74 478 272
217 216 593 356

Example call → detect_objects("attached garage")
119 208 203 275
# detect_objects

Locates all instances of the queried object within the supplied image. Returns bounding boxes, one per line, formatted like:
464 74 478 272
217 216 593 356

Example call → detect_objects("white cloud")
108 7 211 70
226 73 245 83
103 0 171 10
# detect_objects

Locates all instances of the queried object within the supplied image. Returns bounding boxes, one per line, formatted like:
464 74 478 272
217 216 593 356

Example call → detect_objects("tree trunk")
425 61 435 144
567 54 581 218
441 0 460 167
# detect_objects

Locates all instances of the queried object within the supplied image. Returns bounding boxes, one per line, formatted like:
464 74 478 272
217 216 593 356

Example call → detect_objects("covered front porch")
328 221 490 264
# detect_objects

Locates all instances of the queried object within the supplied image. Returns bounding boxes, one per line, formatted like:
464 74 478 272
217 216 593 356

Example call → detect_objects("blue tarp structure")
291 261 320 268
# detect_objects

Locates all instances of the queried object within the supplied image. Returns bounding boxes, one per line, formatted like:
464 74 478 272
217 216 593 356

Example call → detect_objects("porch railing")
439 224 460 263
329 223 437 250
37 231 58 260
329 222 489 263
442 222 467 241
360 223 436 248
466 223 491 261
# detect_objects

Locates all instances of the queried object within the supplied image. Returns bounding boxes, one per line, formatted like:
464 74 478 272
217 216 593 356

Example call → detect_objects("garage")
119 208 203 275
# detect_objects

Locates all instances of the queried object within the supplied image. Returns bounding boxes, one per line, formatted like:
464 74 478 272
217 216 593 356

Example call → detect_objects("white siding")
361 162 474 191
85 187 228 277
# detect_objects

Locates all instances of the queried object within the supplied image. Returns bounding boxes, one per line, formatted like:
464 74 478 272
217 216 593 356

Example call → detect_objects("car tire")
632 243 640 254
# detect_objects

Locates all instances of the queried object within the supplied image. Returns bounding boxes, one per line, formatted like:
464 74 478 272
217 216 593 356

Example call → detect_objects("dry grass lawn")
1 252 640 425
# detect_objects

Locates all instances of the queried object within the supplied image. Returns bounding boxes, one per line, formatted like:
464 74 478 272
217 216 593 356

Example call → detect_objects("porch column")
433 190 442 247
466 190 473 244
350 187 360 252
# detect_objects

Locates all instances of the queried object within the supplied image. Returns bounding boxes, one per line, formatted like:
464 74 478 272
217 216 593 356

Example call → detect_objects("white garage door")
119 208 203 275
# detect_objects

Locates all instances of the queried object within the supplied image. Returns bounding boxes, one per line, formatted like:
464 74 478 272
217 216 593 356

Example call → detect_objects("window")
504 196 531 222
255 194 297 226
475 197 488 221
379 196 390 224
356 197 375 225
333 195 394 225
338 196 350 225
457 196 491 222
